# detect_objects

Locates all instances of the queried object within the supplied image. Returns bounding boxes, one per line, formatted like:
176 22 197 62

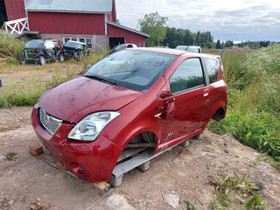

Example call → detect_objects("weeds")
209 44 280 161
250 156 279 169
184 200 196 210
209 172 266 209
5 151 17 161
0 31 26 63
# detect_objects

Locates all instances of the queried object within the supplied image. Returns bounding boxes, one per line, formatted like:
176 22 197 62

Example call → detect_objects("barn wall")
108 24 146 47
28 12 106 35
4 0 26 21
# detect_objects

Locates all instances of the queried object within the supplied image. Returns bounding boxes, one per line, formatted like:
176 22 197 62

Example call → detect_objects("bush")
0 31 26 62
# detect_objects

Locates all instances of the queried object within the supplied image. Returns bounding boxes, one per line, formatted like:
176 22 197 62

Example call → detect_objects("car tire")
59 54 64 62
78 52 83 61
39 56 46 66
18 55 26 64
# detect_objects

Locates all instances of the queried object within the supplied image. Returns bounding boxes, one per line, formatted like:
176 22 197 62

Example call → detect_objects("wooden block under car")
56 160 67 170
93 182 111 192
29 145 43 156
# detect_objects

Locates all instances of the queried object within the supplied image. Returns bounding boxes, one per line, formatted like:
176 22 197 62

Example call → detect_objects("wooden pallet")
29 145 110 193
30 138 193 188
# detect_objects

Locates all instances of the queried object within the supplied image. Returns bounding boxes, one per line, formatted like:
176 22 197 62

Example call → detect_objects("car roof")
128 47 209 56
176 45 201 48
66 40 86 45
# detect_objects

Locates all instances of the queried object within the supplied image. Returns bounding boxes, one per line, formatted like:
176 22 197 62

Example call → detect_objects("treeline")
160 27 278 49
216 40 275 49
161 27 215 48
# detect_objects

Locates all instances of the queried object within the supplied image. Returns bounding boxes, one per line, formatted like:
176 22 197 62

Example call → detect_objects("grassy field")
0 52 107 107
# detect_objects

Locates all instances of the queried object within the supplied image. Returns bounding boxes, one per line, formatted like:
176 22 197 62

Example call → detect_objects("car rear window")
24 40 44 48
84 50 177 92
65 41 84 49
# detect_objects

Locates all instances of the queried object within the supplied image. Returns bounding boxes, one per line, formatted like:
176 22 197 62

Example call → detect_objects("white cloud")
116 0 280 41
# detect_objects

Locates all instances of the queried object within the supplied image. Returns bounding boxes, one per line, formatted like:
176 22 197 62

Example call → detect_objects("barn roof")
108 22 150 38
26 0 113 14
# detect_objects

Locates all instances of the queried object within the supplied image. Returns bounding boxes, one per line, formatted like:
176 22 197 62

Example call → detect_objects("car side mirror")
85 65 91 70
158 90 171 99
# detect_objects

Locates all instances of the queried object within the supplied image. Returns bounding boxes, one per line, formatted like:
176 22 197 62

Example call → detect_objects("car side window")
204 57 219 83
170 58 205 94
44 41 55 49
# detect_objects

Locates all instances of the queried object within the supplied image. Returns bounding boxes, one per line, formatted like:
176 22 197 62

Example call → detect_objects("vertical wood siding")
4 0 26 20
28 12 105 35
108 24 146 46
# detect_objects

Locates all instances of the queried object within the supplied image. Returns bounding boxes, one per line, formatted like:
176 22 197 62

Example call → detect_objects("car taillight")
33 49 37 54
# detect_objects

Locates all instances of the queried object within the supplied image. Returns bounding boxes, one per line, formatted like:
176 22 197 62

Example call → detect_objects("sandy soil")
0 107 280 209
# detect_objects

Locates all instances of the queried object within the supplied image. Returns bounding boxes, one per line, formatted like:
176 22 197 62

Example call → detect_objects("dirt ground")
0 106 280 210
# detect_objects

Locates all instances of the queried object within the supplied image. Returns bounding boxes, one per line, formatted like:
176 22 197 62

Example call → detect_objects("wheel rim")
39 57 45 65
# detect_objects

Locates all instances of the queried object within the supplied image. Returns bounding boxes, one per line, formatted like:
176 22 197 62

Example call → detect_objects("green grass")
208 44 280 160
0 51 107 108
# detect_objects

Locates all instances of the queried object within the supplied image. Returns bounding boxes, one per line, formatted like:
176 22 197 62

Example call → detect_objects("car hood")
38 75 142 122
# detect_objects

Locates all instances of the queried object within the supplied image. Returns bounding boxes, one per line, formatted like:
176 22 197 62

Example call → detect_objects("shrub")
0 31 26 62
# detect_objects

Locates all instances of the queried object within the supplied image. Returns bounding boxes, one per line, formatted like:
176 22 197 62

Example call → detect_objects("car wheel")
59 54 64 62
39 56 46 66
18 55 25 64
78 52 83 61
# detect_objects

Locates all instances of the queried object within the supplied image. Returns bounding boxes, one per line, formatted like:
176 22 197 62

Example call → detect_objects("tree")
225 40 234 48
216 40 221 49
138 12 168 46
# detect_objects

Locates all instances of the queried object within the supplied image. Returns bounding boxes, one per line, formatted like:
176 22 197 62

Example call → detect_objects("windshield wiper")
85 75 117 86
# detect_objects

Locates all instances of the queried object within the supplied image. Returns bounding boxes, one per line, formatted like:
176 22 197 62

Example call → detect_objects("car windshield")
65 42 84 49
83 50 177 92
24 40 44 48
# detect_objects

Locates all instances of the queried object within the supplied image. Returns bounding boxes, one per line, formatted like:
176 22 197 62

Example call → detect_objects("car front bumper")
31 104 123 183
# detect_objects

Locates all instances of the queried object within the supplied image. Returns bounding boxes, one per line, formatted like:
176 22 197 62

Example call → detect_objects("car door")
161 57 209 143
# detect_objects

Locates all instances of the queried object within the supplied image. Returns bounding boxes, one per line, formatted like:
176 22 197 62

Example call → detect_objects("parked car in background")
31 48 227 183
63 40 89 60
110 43 137 54
20 39 64 65
175 45 202 53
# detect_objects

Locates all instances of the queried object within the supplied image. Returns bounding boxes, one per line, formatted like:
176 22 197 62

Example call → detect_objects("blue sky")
116 0 280 41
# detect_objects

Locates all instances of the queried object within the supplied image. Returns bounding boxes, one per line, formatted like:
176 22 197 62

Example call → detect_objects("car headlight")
68 111 120 141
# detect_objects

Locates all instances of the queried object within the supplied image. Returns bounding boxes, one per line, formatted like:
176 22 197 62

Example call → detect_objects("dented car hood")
38 75 142 123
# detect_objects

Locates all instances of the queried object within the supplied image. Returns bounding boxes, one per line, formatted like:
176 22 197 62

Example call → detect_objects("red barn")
3 0 149 50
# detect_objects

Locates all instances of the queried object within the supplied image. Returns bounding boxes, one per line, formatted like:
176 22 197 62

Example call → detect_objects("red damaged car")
31 48 227 183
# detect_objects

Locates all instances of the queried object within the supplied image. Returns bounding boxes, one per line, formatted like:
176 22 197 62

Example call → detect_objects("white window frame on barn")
63 37 93 48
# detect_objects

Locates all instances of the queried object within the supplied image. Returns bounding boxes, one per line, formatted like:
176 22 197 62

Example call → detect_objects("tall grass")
209 44 280 160
0 31 26 63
